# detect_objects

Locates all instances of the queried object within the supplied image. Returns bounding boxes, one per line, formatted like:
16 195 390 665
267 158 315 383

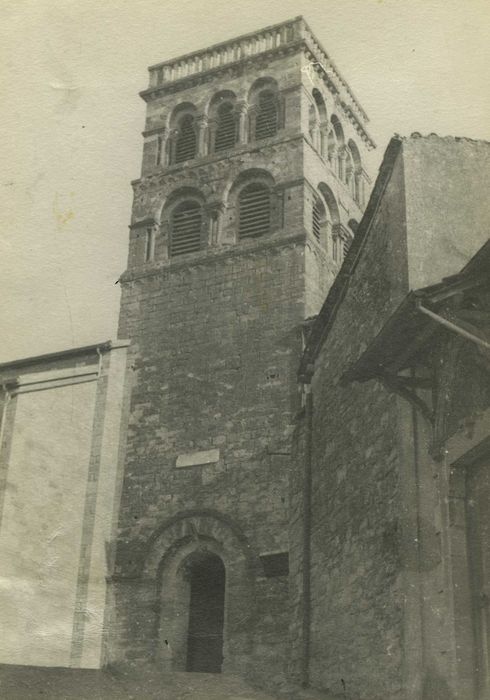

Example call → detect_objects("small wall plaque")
175 448 220 468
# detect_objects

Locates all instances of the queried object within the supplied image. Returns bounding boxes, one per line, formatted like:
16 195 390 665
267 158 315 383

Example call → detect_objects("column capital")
235 100 249 115
196 114 208 127
205 200 225 216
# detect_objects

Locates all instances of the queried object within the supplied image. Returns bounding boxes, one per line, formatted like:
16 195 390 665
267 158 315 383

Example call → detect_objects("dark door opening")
186 552 225 673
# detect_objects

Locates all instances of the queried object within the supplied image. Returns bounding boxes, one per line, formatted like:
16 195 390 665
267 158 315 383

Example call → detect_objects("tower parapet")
141 16 375 149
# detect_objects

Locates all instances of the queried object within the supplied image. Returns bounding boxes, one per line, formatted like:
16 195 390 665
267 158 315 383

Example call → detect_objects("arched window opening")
214 102 237 152
312 197 325 242
255 91 279 140
312 89 327 122
348 140 363 204
175 114 197 163
239 183 271 239
185 552 225 673
170 200 202 257
345 150 354 190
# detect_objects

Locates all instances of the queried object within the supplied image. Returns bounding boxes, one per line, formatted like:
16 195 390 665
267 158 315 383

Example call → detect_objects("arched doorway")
135 511 254 675
184 552 225 673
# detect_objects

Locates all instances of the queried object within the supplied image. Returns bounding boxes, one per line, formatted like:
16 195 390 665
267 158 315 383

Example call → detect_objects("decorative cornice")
140 33 375 147
143 17 368 128
141 125 168 138
130 132 306 190
119 231 306 284
129 217 156 230
340 101 376 150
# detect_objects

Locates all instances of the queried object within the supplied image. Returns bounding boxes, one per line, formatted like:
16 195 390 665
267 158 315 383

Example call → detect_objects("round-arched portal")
139 511 255 676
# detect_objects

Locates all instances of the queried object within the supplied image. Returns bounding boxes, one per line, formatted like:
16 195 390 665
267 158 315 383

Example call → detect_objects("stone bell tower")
109 16 374 686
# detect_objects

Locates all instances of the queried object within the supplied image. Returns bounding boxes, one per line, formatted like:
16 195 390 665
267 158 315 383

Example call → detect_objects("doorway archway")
143 511 255 676
184 551 225 673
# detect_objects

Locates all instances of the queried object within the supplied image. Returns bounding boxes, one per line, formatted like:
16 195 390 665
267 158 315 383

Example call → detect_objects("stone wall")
115 233 305 682
0 342 130 669
403 135 490 289
292 148 409 698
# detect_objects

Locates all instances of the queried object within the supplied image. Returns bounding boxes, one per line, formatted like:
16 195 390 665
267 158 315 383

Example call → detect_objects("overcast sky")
1 0 489 363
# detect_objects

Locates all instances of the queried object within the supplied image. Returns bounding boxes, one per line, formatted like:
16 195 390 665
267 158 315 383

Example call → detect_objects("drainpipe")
301 378 313 688
417 302 490 351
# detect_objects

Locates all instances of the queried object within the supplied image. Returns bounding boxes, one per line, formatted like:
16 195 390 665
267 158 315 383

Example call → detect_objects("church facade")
0 17 489 700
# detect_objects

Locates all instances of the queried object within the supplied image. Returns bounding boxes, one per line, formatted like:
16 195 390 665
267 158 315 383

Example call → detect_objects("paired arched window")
170 200 202 257
214 102 237 152
174 113 197 164
238 183 271 239
255 90 279 140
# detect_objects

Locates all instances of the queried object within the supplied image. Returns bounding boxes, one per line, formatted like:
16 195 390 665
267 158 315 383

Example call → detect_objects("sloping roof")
298 135 403 381
341 239 490 384
299 132 490 383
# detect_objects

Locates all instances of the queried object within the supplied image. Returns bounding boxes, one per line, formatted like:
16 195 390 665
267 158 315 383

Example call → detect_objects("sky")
1 0 489 363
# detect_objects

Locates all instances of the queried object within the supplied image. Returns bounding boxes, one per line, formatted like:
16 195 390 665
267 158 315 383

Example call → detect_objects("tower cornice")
140 17 374 147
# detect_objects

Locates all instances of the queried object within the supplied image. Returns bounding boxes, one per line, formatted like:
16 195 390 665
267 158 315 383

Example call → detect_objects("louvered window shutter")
239 184 271 239
170 201 202 256
215 103 237 152
175 114 197 163
255 91 279 140
312 199 323 241
343 236 352 260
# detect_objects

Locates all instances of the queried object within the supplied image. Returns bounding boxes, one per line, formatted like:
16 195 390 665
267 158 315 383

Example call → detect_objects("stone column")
236 101 249 144
156 127 169 167
206 202 225 246
196 115 209 157
207 118 217 155
354 172 362 205
167 129 179 166
338 148 347 181
247 105 257 142
310 121 320 151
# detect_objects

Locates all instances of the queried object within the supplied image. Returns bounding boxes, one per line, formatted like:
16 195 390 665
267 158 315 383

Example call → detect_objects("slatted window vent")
215 104 237 152
255 92 279 140
312 200 323 241
343 236 353 259
238 184 271 239
175 115 197 163
170 202 202 257
260 552 289 578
